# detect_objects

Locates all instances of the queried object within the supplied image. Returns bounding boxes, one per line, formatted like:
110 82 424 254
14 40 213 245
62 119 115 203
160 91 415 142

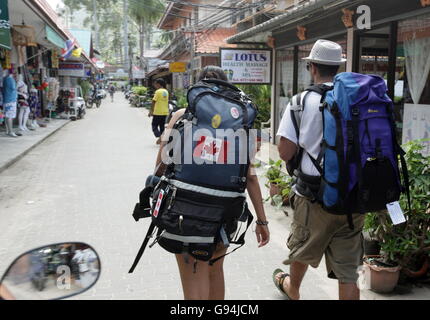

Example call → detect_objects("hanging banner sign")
0 1 11 50
52 49 59 69
220 48 272 84
58 62 85 77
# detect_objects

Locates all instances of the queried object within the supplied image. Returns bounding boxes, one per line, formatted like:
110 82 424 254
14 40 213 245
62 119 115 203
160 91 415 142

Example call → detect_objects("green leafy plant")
132 86 148 96
173 89 188 109
264 159 293 208
364 139 430 270
237 85 271 129
264 159 284 184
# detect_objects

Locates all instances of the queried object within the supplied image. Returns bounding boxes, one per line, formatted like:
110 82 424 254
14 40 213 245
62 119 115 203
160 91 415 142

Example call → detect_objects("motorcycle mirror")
0 242 101 300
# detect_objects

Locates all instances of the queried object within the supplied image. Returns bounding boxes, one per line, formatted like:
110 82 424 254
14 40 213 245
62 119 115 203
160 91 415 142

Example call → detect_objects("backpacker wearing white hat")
303 39 346 66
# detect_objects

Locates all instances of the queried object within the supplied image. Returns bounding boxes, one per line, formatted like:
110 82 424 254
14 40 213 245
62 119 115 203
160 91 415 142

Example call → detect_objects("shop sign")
220 48 272 84
58 62 85 77
169 62 187 73
133 69 145 79
0 1 11 50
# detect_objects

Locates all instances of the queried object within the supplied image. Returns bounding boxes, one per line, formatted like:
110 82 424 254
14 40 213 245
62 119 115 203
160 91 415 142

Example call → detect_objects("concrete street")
1 94 429 300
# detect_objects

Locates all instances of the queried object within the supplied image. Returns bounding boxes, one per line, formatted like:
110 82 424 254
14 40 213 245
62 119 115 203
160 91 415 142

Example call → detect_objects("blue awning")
45 25 65 49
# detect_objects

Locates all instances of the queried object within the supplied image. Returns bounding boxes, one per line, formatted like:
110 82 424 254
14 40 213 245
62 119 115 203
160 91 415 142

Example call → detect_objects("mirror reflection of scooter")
0 242 101 300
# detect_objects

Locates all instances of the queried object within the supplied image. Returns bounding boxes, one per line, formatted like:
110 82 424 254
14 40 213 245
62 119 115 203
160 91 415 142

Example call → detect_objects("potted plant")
363 139 430 293
264 159 285 198
271 176 293 208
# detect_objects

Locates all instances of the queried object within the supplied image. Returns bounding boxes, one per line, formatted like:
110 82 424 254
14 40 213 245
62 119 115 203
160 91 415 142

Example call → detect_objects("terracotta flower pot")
269 183 280 198
403 257 430 279
364 256 401 293
282 195 290 206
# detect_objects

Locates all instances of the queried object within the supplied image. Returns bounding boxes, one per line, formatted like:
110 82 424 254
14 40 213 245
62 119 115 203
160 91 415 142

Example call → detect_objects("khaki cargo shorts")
283 193 365 283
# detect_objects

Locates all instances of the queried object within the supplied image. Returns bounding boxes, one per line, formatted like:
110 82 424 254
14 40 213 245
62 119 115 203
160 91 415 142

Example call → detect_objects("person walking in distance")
109 84 116 102
273 39 365 300
149 79 169 145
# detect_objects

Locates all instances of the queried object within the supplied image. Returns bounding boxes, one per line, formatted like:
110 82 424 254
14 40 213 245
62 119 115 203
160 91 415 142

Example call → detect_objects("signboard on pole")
169 62 187 73
58 62 85 77
220 48 272 84
0 0 11 50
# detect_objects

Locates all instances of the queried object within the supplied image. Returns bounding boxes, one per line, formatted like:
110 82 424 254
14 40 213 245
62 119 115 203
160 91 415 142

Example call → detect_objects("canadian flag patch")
193 136 228 163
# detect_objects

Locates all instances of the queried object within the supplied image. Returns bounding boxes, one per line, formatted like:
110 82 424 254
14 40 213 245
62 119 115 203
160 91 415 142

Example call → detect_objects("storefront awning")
226 0 344 44
45 25 65 48
0 0 11 50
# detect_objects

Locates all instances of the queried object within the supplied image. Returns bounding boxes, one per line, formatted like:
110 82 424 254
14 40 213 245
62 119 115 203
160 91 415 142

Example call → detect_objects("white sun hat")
302 39 347 66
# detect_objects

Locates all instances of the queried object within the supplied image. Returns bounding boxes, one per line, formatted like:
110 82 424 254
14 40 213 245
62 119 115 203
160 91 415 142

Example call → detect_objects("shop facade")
0 0 98 134
227 0 430 154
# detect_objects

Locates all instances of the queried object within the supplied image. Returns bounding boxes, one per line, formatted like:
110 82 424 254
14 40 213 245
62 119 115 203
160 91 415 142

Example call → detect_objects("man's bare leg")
339 282 360 300
275 261 308 300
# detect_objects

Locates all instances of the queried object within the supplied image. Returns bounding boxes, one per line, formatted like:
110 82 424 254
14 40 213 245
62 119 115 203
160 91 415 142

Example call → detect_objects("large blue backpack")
290 72 410 229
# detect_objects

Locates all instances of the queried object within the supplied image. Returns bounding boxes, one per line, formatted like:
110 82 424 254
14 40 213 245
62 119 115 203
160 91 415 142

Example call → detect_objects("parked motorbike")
166 98 179 123
0 242 100 300
95 92 104 108
125 90 133 100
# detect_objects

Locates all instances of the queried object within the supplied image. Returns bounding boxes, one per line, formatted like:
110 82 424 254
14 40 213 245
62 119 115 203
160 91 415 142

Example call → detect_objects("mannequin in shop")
28 88 40 129
2 68 21 137
17 75 32 132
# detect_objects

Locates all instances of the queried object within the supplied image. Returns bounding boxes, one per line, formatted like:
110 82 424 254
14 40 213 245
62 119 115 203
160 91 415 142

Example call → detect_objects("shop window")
275 48 294 132
397 13 430 154
297 43 313 92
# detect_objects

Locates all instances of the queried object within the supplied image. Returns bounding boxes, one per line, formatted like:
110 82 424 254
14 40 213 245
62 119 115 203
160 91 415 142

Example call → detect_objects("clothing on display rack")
17 80 31 132
2 70 20 137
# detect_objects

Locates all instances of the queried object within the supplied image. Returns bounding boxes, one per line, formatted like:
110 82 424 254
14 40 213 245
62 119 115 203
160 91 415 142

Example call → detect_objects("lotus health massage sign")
220 48 272 84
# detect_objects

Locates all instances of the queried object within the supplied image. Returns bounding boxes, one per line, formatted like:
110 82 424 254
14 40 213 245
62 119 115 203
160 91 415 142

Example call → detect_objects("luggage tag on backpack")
386 201 406 225
153 186 170 218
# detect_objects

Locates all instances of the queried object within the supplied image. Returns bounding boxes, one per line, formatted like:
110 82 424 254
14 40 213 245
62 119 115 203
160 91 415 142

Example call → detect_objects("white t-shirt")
276 83 333 176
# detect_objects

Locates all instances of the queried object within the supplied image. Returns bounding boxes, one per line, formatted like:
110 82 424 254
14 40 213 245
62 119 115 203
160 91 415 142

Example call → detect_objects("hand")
256 224 270 248
148 112 153 117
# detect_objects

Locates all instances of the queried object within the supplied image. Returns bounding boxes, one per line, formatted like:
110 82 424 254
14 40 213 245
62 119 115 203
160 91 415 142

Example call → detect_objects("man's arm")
278 137 297 164
149 91 157 117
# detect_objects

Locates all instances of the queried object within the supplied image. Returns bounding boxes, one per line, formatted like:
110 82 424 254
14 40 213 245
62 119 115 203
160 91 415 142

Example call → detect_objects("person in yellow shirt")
149 79 169 144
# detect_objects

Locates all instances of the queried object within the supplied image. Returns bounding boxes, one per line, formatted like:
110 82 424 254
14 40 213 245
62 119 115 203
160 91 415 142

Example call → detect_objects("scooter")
95 91 104 108
0 242 100 300
166 98 179 123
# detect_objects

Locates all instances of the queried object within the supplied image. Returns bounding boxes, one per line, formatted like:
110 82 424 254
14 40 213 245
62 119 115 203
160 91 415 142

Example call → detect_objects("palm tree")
128 0 165 71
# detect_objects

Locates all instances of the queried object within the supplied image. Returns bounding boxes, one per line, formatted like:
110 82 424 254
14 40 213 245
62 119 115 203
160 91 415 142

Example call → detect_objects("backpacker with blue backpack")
129 79 257 273
288 72 410 229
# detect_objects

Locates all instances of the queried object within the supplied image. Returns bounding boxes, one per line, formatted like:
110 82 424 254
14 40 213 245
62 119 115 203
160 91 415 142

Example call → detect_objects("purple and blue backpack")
290 72 410 229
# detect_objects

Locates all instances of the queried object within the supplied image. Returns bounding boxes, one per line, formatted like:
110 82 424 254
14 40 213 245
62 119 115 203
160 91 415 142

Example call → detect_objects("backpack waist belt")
161 177 247 199
294 170 321 201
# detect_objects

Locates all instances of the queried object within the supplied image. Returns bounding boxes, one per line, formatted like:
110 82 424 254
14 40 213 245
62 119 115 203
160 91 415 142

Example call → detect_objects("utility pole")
92 0 100 50
123 0 131 81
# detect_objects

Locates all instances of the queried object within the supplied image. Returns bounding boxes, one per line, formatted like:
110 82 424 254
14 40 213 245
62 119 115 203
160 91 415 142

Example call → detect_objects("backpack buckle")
352 107 359 116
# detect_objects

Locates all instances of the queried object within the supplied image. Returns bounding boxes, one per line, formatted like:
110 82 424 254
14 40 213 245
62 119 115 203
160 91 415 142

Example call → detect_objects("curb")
0 120 71 174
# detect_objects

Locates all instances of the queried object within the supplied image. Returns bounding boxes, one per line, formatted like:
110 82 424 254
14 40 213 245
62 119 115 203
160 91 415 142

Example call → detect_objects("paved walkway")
0 118 69 174
0 94 429 300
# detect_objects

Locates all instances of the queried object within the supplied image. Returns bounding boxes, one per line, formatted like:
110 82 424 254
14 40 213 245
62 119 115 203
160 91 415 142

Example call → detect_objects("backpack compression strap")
129 222 156 273
208 204 254 266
